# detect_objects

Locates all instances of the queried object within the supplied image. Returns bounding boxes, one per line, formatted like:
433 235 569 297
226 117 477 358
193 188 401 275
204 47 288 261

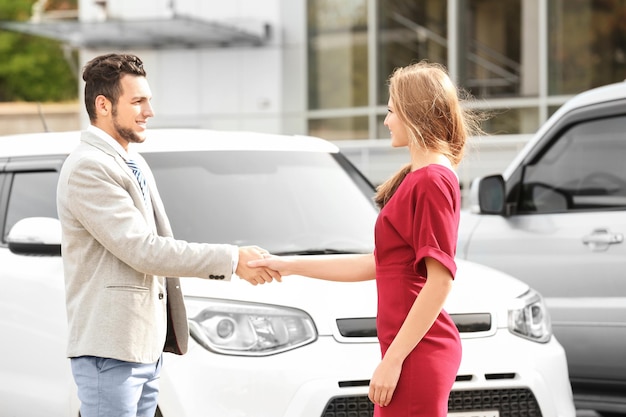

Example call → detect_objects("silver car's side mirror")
7 217 62 256
469 175 506 215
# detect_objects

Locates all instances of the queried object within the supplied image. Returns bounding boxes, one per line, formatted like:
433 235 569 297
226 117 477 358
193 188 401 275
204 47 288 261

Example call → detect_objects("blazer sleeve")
64 151 235 280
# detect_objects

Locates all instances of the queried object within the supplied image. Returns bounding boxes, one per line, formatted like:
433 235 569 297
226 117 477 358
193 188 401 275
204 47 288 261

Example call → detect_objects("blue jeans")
71 355 163 417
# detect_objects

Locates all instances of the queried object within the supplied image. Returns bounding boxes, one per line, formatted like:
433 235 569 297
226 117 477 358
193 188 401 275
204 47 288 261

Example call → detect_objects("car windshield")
145 150 377 255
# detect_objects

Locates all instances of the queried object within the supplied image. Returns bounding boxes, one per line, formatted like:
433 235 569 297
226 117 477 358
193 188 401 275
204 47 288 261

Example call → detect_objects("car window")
3 171 59 241
518 115 626 213
145 150 378 254
1 150 378 253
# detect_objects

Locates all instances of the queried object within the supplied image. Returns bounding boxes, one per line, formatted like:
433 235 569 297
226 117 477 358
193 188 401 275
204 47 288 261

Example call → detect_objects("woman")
249 61 485 416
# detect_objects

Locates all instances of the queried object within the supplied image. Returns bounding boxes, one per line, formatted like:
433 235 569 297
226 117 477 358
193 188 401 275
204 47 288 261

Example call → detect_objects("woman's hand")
368 356 402 407
247 255 295 277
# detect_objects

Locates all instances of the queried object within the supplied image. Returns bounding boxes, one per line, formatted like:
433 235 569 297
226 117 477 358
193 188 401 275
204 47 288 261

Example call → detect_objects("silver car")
459 81 626 416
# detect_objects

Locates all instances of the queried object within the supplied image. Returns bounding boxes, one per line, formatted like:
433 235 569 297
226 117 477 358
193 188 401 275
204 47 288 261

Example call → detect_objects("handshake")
235 246 282 285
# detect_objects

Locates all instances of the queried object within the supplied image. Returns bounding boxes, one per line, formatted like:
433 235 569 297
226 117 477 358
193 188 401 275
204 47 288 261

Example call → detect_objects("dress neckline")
409 163 458 179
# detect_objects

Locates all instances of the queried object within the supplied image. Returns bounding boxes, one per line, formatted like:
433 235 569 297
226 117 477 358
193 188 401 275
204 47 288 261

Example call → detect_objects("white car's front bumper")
157 330 575 417
453 332 575 417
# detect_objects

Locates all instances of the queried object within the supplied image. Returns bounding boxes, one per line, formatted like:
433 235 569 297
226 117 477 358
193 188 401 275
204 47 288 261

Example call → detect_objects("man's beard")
112 107 143 144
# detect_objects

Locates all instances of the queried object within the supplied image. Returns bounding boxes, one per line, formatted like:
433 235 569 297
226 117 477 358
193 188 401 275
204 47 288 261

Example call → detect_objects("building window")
481 107 540 135
307 0 368 111
549 0 626 95
377 0 447 105
459 0 523 98
309 116 370 140
306 0 626 140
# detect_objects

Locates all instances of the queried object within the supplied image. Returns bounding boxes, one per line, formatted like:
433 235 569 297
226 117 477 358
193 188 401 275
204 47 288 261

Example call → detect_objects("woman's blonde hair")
375 61 485 208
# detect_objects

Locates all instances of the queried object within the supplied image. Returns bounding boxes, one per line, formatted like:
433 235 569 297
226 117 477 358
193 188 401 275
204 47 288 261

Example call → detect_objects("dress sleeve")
412 170 459 278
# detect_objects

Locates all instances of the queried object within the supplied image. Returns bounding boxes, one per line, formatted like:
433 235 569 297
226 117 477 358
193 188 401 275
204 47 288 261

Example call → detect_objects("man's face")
111 74 154 146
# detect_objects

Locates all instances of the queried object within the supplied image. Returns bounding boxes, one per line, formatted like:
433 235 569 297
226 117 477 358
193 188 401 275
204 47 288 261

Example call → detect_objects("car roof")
562 80 626 108
541 81 626 128
502 80 626 178
541 80 626 126
0 129 340 158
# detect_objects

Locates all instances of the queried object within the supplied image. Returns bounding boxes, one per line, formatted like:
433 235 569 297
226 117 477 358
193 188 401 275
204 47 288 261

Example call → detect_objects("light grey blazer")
57 131 234 364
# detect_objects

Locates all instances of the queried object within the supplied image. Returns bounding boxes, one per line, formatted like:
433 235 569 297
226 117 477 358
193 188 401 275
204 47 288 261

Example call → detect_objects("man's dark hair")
82 53 147 122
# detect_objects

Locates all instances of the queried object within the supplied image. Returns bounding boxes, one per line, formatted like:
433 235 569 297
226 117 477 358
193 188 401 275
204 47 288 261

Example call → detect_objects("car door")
465 113 626 388
0 158 76 415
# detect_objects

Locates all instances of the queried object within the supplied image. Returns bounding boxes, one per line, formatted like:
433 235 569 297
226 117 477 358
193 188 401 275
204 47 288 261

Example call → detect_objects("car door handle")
582 228 624 251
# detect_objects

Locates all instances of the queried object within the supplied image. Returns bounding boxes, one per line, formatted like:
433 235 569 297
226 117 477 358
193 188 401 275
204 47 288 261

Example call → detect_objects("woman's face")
384 98 409 148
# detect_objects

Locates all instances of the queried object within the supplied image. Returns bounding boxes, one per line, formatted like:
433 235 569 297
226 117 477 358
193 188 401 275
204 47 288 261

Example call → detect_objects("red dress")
373 164 462 417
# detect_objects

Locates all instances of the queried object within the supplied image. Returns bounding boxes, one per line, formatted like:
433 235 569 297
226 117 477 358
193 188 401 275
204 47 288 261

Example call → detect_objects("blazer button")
158 293 164 300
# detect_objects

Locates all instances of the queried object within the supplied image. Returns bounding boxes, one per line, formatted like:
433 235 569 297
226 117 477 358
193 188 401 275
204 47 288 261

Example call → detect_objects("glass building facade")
306 0 626 140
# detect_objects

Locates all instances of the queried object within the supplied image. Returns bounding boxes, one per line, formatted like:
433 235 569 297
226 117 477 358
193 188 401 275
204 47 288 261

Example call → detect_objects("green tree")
0 0 78 102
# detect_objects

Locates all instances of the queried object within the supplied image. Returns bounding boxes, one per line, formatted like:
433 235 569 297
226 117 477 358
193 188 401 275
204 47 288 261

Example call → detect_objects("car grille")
321 388 542 417
336 313 492 338
322 395 372 417
449 389 542 416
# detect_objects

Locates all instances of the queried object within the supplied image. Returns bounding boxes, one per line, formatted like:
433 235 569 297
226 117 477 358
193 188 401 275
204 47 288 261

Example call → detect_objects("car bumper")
157 330 575 417
454 332 575 417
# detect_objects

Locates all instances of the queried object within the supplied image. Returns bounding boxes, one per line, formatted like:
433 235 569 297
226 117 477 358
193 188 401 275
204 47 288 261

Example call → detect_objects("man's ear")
95 95 111 117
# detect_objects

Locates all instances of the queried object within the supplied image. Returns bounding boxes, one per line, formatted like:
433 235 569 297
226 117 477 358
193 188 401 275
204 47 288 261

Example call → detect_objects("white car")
0 129 575 417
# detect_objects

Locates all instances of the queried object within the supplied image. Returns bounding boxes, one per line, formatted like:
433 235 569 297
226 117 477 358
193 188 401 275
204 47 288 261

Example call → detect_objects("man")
56 53 279 417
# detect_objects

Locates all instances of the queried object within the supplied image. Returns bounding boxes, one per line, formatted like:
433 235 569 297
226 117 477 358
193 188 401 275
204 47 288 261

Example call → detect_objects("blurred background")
1 0 625 186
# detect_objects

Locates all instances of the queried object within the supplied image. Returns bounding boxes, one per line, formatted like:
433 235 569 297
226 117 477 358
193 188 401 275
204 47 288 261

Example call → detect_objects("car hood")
181 258 529 336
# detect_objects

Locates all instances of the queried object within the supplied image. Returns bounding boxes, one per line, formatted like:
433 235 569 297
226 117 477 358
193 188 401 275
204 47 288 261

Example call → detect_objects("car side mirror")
469 175 506 215
7 217 62 256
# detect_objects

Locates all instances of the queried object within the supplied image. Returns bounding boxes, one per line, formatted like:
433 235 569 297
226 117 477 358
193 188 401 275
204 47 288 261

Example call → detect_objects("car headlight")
185 297 317 356
508 289 552 343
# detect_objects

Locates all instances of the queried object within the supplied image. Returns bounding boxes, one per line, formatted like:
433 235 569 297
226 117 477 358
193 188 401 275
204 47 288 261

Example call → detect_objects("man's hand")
236 246 282 285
